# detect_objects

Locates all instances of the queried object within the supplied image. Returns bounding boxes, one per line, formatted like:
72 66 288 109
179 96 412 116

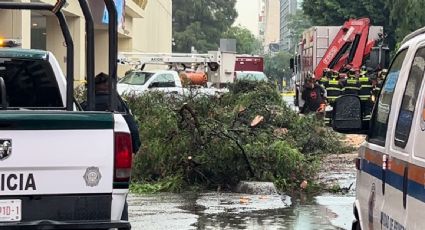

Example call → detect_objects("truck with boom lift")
291 18 390 124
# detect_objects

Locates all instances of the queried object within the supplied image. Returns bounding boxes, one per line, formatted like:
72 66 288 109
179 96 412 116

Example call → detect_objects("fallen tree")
123 81 350 193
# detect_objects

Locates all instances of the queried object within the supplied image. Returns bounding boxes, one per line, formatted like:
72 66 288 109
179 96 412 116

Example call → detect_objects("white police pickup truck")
0 49 132 229
0 1 132 229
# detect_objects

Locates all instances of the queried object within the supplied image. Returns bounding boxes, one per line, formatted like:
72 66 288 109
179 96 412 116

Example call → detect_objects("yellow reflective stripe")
329 85 341 88
344 87 360 90
326 87 342 91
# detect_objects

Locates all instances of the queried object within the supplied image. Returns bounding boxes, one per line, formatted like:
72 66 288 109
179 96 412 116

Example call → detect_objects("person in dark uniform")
301 77 326 115
358 70 374 120
82 72 141 153
341 69 361 95
319 68 331 87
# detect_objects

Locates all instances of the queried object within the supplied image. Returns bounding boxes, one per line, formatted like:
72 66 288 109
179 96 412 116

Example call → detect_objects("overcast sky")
234 0 261 37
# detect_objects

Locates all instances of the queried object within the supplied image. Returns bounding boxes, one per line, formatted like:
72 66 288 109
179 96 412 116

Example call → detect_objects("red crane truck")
291 18 390 112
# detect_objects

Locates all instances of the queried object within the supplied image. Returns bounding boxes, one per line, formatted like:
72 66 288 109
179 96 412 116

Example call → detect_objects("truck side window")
369 49 408 146
150 74 176 88
394 48 425 148
0 58 63 108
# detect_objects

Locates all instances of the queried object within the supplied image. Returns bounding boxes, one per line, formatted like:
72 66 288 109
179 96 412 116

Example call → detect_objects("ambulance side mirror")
332 95 368 134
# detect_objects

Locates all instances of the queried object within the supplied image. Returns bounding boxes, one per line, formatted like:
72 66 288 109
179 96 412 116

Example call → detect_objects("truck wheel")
121 201 129 221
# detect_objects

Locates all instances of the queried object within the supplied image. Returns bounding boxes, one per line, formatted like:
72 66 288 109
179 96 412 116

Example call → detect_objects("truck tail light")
114 132 133 183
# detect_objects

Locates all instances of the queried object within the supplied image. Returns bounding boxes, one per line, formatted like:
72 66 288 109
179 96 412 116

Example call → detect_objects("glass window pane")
0 58 63 108
152 74 176 87
395 48 425 148
369 49 408 146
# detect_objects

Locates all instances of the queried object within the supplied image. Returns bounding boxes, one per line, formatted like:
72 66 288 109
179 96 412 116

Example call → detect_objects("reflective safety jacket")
319 76 329 88
359 76 373 101
326 78 342 103
342 77 360 95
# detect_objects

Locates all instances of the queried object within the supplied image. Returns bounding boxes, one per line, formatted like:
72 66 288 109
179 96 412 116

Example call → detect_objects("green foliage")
74 84 86 103
264 51 292 84
125 81 349 193
222 26 263 54
386 0 425 42
286 10 312 53
130 176 184 194
302 0 425 49
173 0 238 52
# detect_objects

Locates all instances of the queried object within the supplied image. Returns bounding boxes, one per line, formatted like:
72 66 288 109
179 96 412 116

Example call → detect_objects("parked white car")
117 70 227 96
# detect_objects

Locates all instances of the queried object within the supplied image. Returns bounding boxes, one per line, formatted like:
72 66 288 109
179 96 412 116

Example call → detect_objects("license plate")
0 200 21 222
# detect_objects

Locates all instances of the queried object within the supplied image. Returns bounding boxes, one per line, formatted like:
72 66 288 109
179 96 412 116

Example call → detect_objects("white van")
332 27 425 230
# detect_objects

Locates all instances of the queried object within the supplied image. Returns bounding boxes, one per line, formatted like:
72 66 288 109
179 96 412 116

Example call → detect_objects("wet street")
128 153 358 230
129 192 354 230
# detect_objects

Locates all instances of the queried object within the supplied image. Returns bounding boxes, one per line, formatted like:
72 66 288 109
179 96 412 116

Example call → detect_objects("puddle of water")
128 153 358 230
316 194 355 230
128 192 350 230
196 192 291 214
128 193 198 230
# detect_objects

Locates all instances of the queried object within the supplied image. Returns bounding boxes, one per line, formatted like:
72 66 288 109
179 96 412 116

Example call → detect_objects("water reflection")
129 192 351 230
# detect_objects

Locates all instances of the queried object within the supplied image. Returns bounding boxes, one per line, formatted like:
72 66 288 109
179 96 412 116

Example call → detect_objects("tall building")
258 0 265 42
263 0 280 52
0 0 172 83
279 0 302 51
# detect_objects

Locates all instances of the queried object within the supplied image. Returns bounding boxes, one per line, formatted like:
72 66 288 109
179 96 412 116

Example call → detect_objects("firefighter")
319 68 331 87
372 69 387 102
358 69 374 120
360 65 368 76
326 70 343 105
342 69 361 95
301 77 326 116
322 70 343 125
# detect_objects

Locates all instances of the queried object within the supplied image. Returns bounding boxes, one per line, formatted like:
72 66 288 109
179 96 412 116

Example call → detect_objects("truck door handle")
382 154 388 195
403 166 408 209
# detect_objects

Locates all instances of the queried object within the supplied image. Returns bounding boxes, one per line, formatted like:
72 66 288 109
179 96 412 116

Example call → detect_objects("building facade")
0 0 172 83
258 0 265 41
279 0 302 51
263 0 280 53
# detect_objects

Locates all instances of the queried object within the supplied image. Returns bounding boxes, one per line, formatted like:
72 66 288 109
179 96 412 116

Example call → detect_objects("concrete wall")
0 0 172 82
125 0 172 72
0 5 31 48
133 0 172 53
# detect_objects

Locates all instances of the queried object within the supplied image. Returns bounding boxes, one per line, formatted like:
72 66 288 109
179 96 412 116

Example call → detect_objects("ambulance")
332 26 425 230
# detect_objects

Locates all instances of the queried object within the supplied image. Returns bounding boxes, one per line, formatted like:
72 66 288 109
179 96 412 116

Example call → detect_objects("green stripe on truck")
0 111 114 130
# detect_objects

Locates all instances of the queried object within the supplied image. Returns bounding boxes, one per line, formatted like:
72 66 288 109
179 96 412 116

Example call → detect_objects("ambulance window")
369 49 408 146
395 48 425 148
